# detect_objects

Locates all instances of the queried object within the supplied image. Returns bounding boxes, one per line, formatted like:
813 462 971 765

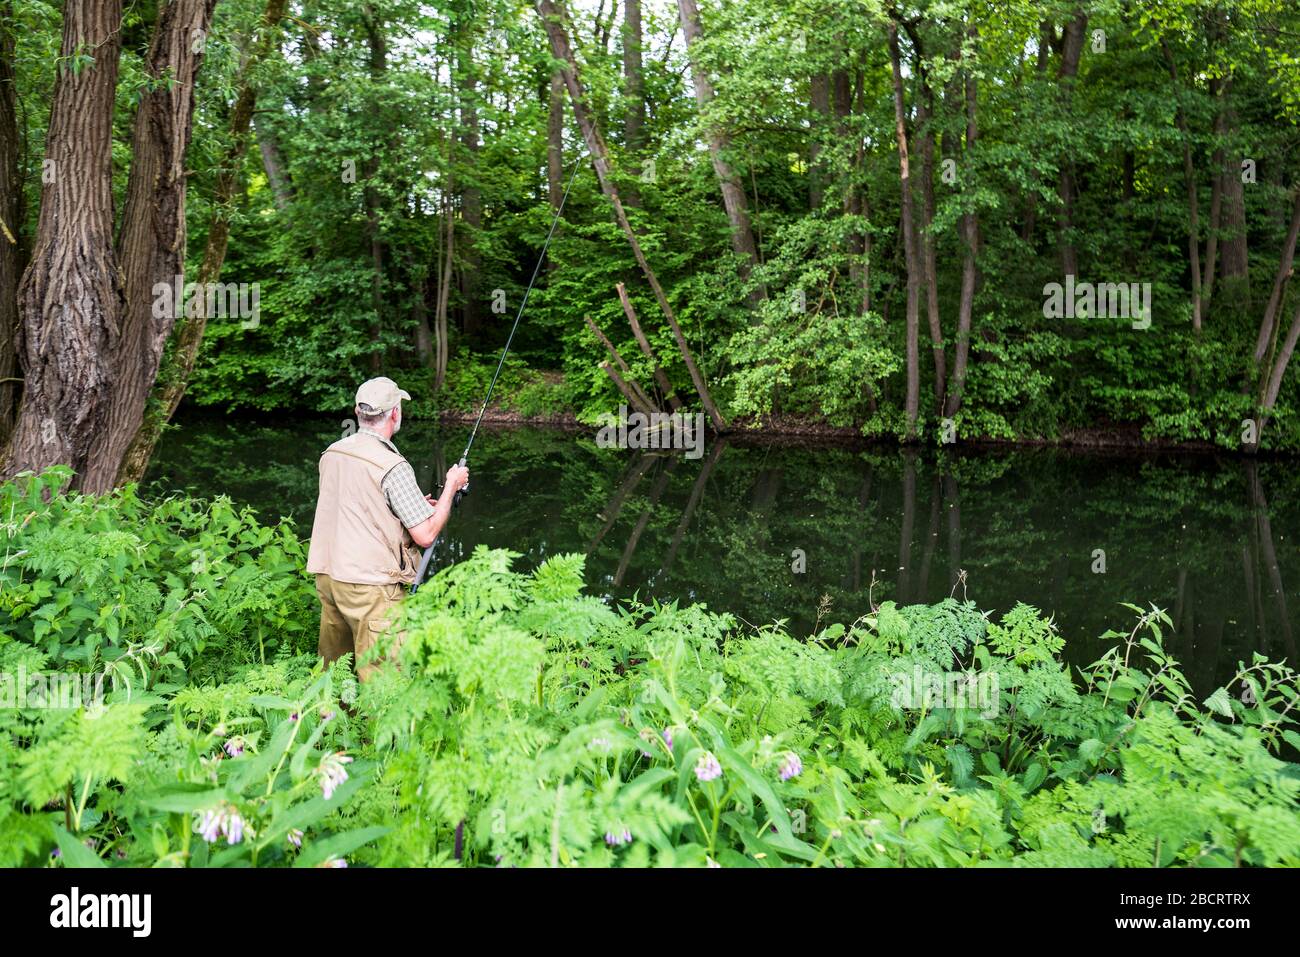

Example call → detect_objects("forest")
2 0 1300 481
1 0 1300 876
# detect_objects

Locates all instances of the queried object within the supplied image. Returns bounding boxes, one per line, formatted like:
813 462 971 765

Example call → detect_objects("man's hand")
410 465 469 549
444 464 470 495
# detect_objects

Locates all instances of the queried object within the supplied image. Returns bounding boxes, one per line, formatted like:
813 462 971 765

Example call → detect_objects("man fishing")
306 377 469 681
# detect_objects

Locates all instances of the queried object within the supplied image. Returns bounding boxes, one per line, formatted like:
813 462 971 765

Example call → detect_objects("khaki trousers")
315 574 406 682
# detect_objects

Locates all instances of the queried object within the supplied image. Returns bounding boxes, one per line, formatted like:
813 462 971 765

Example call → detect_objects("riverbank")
436 405 1256 455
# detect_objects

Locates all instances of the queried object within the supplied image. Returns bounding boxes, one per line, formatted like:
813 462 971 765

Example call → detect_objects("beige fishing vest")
306 432 421 586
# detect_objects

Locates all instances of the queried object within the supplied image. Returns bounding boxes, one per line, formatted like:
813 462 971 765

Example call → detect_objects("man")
306 377 469 681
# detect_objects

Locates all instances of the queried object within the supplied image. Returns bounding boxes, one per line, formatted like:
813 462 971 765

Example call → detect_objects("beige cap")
355 377 411 415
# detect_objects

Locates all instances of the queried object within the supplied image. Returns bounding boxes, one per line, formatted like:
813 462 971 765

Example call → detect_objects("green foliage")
2 475 1297 867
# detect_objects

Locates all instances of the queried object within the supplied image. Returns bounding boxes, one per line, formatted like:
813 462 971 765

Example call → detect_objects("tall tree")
621 0 645 208
0 2 20 437
81 0 218 493
538 0 727 431
118 0 288 484
887 16 921 440
676 0 764 303
3 0 125 485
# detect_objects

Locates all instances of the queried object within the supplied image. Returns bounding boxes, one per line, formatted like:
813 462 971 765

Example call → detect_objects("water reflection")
148 415 1299 693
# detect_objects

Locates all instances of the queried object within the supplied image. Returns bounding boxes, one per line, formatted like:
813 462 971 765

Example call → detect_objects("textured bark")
675 0 763 302
118 0 288 484
3 0 124 485
887 19 921 440
539 0 726 431
0 3 20 437
621 0 644 208
80 0 217 493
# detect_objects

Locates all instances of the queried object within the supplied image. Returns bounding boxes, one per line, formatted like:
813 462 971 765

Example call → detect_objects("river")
146 413 1300 695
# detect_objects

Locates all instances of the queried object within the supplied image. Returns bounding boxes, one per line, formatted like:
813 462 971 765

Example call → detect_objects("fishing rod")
410 152 585 594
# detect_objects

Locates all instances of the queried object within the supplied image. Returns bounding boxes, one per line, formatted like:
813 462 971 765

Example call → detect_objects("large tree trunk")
117 0 288 485
621 0 645 208
3 0 124 485
538 0 727 432
0 3 20 438
887 18 921 441
675 0 764 303
81 0 217 493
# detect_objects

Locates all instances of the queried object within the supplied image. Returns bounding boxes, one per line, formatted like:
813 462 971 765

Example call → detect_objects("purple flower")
604 828 633 846
778 752 803 781
319 709 336 722
662 728 674 750
50 848 61 859
194 803 248 845
223 736 245 758
694 751 722 783
290 712 300 722
287 828 303 848
319 857 347 868
318 752 353 800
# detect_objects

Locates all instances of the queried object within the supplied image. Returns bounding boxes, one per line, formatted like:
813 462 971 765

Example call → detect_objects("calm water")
147 414 1300 694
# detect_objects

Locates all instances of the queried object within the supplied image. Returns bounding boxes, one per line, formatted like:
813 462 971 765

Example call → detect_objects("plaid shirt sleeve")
381 461 436 528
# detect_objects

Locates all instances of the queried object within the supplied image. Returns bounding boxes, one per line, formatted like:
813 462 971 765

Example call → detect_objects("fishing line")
411 151 586 592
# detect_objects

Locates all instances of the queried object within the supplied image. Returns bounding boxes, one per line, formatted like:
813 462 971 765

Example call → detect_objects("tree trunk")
887 19 921 440
1252 188 1300 368
1217 93 1249 293
1056 12 1087 279
538 0 726 431
117 0 288 485
621 0 645 208
675 0 763 303
1163 39 1203 333
457 15 482 338
79 0 218 493
2 0 125 485
944 31 982 420
435 190 453 392
912 55 945 409
362 3 387 374
255 115 293 211
808 71 829 212
0 3 20 438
